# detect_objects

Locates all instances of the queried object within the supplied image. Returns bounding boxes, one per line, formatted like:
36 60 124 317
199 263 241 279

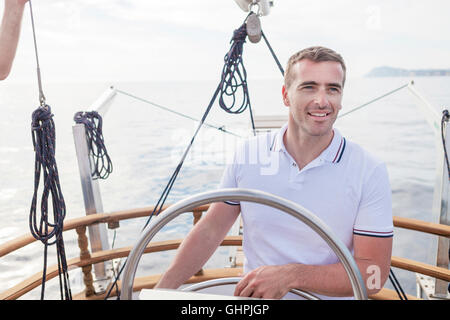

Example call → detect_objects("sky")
2 0 450 83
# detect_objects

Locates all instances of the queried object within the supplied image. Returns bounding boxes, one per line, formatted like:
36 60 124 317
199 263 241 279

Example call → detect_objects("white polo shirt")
219 123 393 299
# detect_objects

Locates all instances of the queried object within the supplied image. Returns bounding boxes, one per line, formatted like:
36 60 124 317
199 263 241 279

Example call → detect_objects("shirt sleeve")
353 163 394 238
218 143 241 206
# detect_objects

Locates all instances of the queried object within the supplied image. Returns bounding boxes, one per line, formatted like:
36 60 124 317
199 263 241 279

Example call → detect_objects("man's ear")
282 85 290 107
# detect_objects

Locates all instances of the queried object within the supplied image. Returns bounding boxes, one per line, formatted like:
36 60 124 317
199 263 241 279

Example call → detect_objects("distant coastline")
367 66 450 77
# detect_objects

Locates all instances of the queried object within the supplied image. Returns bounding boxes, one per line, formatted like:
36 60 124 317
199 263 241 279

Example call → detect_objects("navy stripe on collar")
332 137 346 163
335 138 346 163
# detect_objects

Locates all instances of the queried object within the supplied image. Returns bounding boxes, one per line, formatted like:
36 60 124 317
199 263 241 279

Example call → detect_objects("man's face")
282 59 344 138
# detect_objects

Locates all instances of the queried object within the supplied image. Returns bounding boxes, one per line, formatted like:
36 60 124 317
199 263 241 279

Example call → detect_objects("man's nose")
313 89 329 108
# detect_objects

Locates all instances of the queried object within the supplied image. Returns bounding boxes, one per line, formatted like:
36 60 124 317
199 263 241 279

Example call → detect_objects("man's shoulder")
341 139 390 189
343 138 386 169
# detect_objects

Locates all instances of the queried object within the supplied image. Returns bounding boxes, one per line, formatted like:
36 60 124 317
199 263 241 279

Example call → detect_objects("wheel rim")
121 188 368 300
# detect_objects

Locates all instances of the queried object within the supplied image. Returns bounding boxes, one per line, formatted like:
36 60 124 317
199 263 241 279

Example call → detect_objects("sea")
0 76 449 299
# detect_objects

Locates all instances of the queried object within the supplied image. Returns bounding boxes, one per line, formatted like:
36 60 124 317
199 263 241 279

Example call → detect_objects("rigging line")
261 30 285 76
28 0 45 106
28 1 72 300
388 273 403 300
104 84 223 300
390 269 408 300
440 110 450 180
248 100 256 136
115 89 243 138
104 154 186 298
338 83 409 118
143 83 223 229
106 17 253 300
256 28 284 135
389 268 408 300
143 18 252 227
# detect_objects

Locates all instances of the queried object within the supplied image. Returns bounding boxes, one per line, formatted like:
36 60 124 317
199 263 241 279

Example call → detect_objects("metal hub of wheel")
121 188 368 300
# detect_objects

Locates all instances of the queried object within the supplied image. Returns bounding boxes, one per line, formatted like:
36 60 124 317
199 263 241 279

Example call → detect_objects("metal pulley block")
246 13 262 43
233 0 273 16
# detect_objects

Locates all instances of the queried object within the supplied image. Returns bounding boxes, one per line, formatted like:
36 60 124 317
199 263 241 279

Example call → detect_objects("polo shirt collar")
270 122 346 164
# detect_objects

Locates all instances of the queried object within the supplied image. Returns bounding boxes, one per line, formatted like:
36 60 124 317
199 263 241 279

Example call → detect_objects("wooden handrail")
393 216 450 237
0 236 240 300
391 256 450 282
0 204 210 258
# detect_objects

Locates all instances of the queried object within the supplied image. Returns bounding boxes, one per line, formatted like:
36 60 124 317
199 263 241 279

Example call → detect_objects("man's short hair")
284 46 347 89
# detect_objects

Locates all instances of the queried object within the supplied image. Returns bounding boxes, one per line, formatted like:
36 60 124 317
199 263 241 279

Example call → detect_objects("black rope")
218 19 257 135
219 23 250 115
388 268 408 300
261 30 285 76
27 0 72 300
103 86 223 300
441 110 450 180
74 111 113 180
30 105 72 300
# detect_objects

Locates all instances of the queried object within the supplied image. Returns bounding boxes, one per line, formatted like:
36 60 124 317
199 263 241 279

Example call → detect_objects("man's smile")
307 111 332 120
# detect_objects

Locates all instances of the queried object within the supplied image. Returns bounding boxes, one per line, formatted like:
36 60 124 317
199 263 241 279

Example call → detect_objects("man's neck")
283 124 334 170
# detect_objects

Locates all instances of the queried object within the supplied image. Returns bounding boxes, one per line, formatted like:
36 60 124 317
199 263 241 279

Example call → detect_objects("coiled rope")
219 23 251 114
73 111 113 180
28 1 71 300
30 106 71 300
218 19 256 134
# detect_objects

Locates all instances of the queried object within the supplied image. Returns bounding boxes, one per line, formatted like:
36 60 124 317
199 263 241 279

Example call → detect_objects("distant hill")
367 66 450 77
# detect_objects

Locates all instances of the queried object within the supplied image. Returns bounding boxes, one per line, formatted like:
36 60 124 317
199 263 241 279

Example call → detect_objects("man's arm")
0 0 28 80
155 202 240 289
234 234 392 299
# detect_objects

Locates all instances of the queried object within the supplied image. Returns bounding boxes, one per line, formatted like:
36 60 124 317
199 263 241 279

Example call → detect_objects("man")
155 46 393 299
0 0 29 80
